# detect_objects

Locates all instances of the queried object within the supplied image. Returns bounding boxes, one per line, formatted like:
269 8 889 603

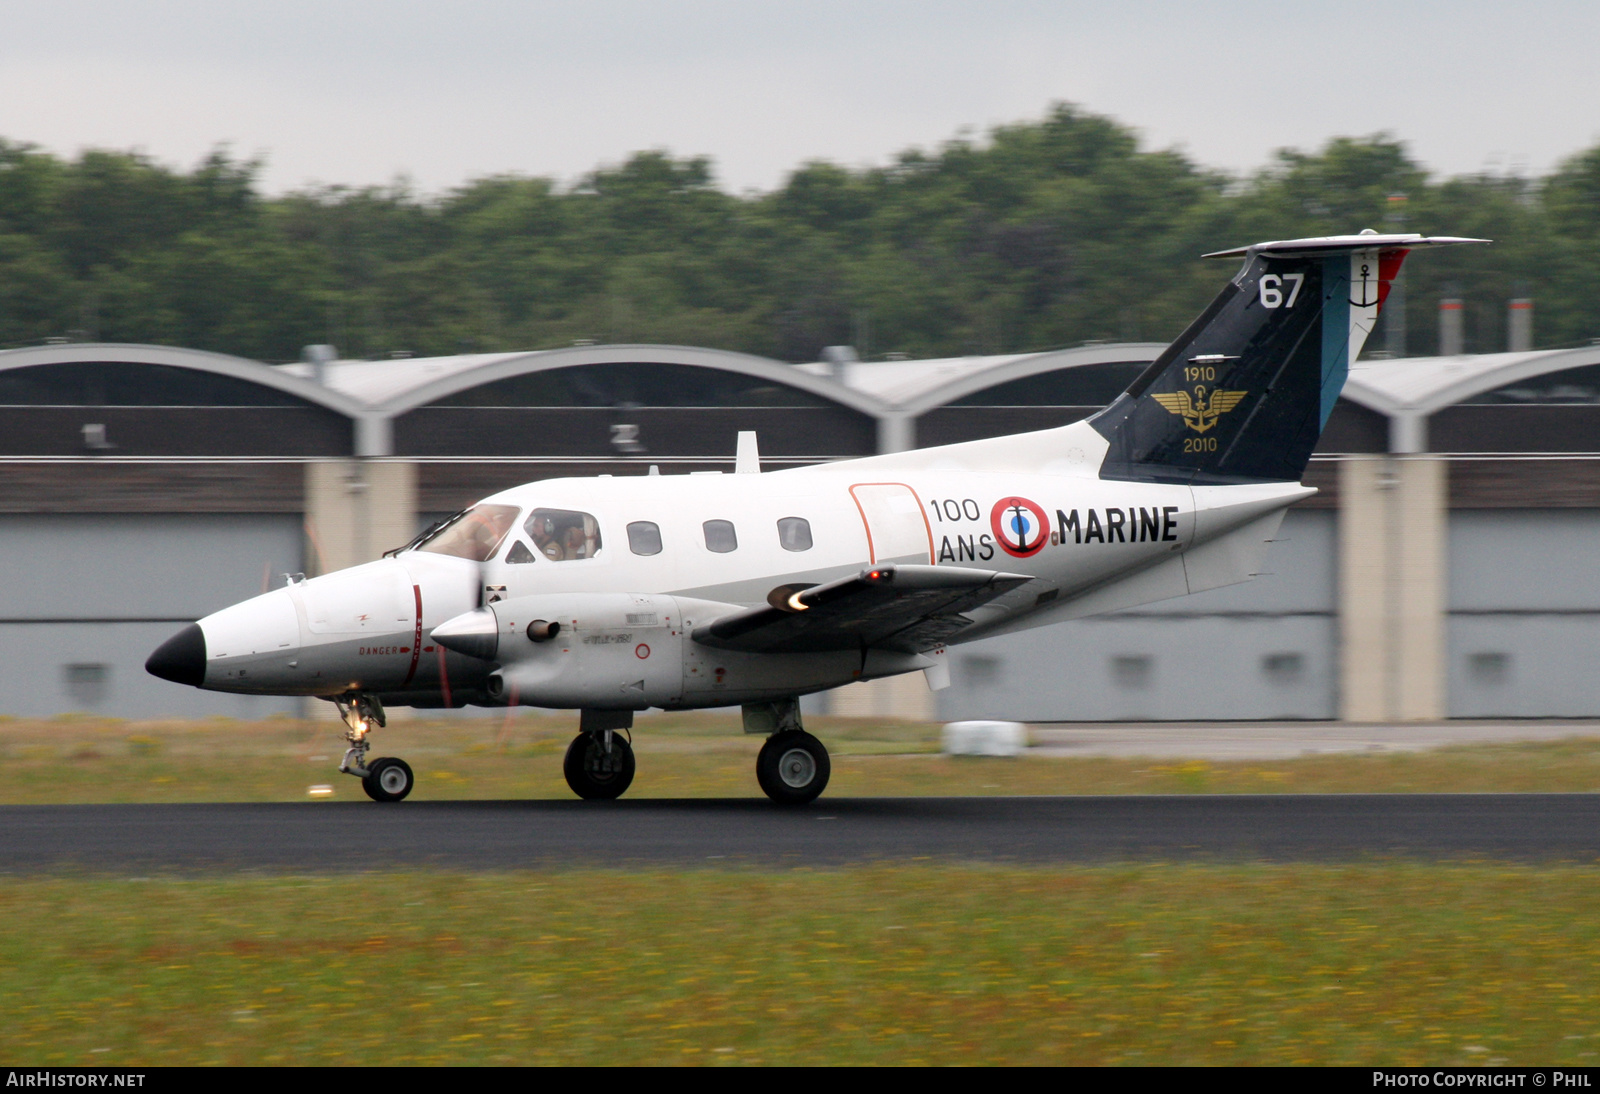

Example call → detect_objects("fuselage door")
849 483 934 565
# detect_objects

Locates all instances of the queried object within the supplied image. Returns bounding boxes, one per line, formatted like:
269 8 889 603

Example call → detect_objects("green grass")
2 713 1600 803
1 865 1597 1065
6 717 1599 1065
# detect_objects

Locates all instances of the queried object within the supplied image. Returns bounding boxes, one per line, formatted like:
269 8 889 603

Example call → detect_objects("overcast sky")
0 0 1593 195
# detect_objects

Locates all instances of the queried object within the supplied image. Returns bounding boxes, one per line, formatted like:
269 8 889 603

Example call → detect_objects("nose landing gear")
334 692 415 803
363 756 415 803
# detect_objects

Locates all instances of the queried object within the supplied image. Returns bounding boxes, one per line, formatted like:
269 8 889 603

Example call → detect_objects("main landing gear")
555 702 832 805
335 691 414 803
747 699 830 806
563 710 636 801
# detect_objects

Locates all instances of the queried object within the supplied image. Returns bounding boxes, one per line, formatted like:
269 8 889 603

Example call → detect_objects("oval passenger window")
627 521 663 556
777 516 813 552
703 520 738 553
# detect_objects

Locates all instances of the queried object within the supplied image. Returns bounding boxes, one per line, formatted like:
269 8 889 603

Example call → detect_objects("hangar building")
2 337 1598 723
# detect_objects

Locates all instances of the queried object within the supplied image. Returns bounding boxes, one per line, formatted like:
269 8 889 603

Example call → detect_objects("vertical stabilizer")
1091 233 1485 484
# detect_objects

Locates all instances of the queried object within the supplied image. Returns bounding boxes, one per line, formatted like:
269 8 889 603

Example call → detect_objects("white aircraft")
148 232 1483 804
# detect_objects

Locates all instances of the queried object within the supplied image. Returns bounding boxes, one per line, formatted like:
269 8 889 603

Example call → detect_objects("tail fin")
1091 232 1486 484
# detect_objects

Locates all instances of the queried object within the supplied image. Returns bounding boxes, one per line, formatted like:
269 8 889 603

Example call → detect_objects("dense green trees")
0 104 1596 365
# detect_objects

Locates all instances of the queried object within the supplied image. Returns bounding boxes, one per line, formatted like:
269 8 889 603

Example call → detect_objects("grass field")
2 712 1600 803
5 715 1598 1066
1 864 1597 1066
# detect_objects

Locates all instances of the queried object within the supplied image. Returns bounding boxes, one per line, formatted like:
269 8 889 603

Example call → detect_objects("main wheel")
563 732 636 800
362 756 414 802
756 731 831 805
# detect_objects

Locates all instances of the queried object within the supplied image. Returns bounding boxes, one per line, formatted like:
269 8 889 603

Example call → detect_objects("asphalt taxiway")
2 794 1597 871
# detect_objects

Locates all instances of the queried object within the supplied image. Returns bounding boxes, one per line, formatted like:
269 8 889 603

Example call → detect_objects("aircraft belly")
680 644 858 706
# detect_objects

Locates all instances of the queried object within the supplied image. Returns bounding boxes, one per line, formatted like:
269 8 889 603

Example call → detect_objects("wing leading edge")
692 564 1032 655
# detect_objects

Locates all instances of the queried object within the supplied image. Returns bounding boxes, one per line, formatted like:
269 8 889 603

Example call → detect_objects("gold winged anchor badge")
1151 385 1248 434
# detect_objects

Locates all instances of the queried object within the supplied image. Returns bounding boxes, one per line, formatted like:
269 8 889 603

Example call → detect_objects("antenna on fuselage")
735 431 761 474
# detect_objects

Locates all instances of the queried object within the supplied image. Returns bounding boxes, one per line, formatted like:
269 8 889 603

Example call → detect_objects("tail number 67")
1259 273 1305 309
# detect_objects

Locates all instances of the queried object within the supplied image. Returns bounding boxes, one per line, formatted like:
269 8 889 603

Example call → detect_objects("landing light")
787 592 809 612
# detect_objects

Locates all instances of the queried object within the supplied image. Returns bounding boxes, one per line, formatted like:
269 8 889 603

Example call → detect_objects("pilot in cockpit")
529 513 564 561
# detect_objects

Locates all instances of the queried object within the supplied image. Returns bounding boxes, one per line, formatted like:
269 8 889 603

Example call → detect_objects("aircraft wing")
692 564 1033 654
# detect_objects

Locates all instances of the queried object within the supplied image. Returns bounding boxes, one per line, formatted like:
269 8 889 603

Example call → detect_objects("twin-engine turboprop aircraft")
148 231 1483 804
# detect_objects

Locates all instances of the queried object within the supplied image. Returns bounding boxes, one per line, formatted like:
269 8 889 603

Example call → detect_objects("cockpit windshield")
414 504 520 562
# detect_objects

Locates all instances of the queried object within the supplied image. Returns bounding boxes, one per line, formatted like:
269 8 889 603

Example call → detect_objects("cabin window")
504 540 537 564
777 516 813 552
416 503 520 562
703 519 738 553
627 521 663 556
526 508 602 561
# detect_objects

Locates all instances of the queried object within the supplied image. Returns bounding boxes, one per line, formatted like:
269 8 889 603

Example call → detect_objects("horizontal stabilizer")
1203 233 1488 259
693 564 1031 654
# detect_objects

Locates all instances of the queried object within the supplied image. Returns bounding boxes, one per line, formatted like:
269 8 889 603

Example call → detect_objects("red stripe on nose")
401 584 423 686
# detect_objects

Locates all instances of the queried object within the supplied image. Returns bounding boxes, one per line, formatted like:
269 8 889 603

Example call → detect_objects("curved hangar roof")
1345 347 1600 416
289 342 1173 457
14 337 1600 459
281 344 892 462
1343 346 1600 453
795 343 1169 414
0 343 374 457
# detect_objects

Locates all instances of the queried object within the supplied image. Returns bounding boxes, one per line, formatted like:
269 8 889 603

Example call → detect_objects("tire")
362 757 414 802
563 733 636 800
756 731 830 805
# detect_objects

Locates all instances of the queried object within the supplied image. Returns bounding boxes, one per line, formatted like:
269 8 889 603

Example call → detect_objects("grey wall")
0 514 304 717
936 510 1338 721
1449 510 1600 717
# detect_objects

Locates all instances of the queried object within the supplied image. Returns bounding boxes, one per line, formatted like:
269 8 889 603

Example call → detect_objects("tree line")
1 103 1597 366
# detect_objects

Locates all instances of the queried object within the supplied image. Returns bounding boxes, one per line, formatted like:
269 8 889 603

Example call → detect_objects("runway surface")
2 794 1598 871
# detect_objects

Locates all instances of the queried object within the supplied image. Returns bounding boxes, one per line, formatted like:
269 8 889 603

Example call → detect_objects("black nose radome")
146 623 207 687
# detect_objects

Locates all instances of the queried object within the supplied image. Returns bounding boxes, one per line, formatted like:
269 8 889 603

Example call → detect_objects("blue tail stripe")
1318 255 1350 429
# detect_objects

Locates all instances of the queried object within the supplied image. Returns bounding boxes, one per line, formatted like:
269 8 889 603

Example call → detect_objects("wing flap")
693 564 1032 654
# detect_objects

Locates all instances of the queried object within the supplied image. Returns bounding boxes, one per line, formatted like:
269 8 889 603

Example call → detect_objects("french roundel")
990 496 1050 558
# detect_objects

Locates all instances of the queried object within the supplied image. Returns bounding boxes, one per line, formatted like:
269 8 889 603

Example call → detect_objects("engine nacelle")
430 592 872 709
460 592 684 708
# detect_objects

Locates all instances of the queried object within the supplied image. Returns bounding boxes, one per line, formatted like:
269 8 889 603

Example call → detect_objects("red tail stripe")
1375 249 1410 313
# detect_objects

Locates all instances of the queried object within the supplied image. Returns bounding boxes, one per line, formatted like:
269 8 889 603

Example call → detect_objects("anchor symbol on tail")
1151 385 1249 434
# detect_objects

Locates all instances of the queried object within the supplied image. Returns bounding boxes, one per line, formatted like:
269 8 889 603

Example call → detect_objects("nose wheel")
333 691 414 803
362 756 414 802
